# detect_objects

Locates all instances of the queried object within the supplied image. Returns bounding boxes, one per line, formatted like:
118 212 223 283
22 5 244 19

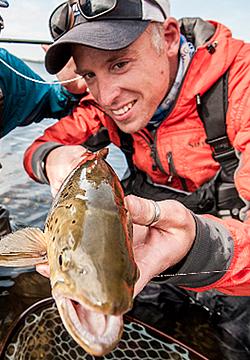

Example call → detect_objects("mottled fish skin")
46 148 139 355
0 148 138 356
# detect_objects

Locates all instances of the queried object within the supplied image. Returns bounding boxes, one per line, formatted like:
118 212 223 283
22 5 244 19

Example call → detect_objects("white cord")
0 57 82 85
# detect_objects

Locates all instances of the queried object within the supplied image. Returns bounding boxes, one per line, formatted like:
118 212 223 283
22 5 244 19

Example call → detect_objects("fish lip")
55 296 124 356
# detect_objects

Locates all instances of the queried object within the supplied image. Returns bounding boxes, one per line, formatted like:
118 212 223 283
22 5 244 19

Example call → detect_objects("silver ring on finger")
147 200 161 226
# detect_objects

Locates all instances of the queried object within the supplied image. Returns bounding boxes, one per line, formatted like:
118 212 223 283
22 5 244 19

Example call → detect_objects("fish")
0 148 139 356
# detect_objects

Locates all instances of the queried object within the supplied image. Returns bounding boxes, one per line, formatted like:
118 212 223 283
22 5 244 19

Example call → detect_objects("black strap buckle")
206 135 233 155
207 136 238 176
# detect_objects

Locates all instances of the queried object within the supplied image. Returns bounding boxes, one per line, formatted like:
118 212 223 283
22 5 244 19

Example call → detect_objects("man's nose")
96 79 121 108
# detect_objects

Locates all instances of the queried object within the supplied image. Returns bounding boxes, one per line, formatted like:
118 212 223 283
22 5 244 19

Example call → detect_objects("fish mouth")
55 296 124 356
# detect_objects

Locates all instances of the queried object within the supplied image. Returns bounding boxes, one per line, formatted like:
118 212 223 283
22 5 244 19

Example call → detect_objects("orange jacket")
24 20 250 295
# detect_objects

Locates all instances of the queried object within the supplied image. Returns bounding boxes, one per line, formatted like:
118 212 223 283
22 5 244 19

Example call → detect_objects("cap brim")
45 20 150 74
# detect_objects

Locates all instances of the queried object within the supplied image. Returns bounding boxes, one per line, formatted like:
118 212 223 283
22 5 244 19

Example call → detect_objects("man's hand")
125 195 196 297
42 44 87 95
45 145 88 197
36 264 50 279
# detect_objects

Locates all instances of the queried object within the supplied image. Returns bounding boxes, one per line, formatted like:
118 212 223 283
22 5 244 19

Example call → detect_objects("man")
24 0 250 294
0 0 87 236
23 0 250 355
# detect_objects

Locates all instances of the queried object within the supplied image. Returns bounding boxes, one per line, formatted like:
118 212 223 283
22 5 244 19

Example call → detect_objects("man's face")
71 26 172 133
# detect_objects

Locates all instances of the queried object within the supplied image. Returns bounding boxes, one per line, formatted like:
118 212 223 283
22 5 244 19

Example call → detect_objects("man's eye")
115 62 127 69
84 72 95 80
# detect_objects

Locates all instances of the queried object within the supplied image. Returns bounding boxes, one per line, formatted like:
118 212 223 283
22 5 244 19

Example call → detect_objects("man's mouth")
112 101 135 116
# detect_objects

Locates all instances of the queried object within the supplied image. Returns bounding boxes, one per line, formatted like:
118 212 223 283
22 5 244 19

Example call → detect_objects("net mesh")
2 300 199 360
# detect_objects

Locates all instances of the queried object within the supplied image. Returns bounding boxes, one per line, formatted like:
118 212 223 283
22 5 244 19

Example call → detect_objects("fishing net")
1 298 206 360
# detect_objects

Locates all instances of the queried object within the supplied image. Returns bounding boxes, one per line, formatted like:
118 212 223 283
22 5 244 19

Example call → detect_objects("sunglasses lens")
49 3 72 40
78 0 116 18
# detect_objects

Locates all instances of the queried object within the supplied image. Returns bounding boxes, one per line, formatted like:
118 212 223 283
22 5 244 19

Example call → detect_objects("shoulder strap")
117 128 135 175
196 69 238 177
118 128 137 195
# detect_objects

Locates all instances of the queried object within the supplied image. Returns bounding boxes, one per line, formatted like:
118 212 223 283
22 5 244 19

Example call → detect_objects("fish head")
44 149 139 356
46 198 138 356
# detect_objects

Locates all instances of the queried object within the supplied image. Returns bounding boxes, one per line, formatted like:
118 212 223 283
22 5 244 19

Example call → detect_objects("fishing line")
0 57 82 85
155 267 250 278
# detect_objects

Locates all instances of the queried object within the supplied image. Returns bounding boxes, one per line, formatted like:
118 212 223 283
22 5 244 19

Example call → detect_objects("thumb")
125 195 159 226
51 183 60 198
49 178 62 198
41 44 49 52
36 264 50 279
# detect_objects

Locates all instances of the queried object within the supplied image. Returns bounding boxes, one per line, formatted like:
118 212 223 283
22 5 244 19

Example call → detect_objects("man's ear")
162 17 180 58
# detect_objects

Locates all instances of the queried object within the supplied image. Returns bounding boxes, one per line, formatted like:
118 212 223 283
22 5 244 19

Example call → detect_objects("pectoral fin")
0 227 48 266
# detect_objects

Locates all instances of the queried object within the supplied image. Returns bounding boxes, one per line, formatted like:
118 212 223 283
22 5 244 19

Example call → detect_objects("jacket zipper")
147 51 199 185
134 52 198 177
167 151 188 191
138 130 157 171
161 48 198 122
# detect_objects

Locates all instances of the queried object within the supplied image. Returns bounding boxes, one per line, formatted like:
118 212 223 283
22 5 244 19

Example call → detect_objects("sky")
0 0 249 62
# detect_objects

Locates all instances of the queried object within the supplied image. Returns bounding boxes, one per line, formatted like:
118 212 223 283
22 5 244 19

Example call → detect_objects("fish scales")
0 148 139 356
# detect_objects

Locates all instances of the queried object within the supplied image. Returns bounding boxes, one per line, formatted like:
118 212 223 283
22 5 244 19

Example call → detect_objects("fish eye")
59 254 63 267
59 248 71 271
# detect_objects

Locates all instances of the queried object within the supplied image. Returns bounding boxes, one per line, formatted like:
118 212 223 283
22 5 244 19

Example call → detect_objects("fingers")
36 264 50 278
41 44 49 52
126 194 196 235
41 44 87 94
50 181 61 198
45 146 88 197
134 276 149 298
126 195 160 226
55 56 87 94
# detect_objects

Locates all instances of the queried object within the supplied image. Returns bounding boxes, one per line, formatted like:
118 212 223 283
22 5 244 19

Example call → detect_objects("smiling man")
69 23 178 134
25 0 250 294
24 0 250 355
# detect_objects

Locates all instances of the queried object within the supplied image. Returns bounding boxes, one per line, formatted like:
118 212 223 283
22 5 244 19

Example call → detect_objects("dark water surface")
0 61 225 359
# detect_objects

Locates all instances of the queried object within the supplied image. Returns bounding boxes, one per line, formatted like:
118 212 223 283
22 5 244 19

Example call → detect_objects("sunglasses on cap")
49 0 117 41
49 0 167 41
0 0 9 8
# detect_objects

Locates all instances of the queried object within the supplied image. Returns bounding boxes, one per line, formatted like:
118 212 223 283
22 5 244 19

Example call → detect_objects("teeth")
113 101 134 115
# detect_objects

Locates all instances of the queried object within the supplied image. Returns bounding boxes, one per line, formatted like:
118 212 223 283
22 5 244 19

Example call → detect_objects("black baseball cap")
45 0 170 74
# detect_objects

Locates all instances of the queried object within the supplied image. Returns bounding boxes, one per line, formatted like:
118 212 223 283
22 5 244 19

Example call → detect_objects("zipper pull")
167 152 173 182
150 144 157 171
206 41 218 54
